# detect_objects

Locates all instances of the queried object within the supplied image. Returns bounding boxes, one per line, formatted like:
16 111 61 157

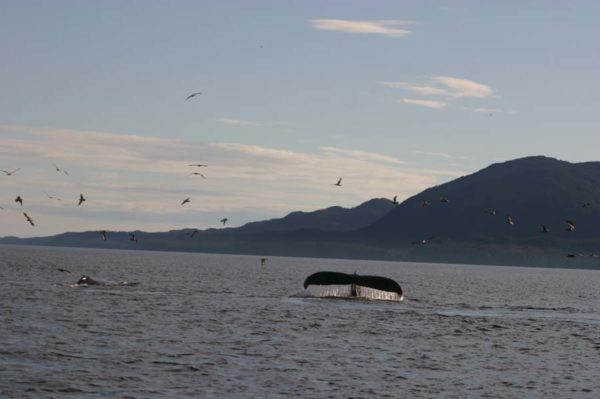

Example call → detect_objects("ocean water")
1 244 600 398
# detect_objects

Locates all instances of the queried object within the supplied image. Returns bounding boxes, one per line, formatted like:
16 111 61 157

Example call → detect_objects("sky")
1 0 599 237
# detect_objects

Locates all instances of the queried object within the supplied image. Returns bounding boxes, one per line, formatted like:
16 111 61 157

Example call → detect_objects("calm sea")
1 244 600 398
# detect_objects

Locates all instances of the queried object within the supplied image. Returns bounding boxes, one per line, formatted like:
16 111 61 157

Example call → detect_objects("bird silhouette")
181 197 191 206
540 224 550 233
129 233 138 243
220 218 228 225
565 220 576 232
392 195 398 205
57 268 71 274
15 196 23 206
44 191 62 201
23 212 34 226
188 164 208 167
440 197 451 203
53 164 69 175
261 258 268 266
506 215 515 225
191 172 207 179
332 178 342 187
189 229 199 238
100 230 107 241
1 168 20 176
78 194 86 206
185 92 202 100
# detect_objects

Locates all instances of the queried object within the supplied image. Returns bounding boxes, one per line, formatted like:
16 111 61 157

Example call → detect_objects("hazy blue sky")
1 1 599 236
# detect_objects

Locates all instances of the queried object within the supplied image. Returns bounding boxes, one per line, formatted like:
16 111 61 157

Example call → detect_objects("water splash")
311 285 403 301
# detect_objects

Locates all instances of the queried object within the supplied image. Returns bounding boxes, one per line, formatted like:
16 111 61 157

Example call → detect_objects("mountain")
236 198 395 233
4 156 600 268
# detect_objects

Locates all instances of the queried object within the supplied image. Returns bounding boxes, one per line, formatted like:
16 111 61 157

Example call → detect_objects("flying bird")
57 268 71 274
181 197 191 206
185 92 202 100
189 229 199 238
15 196 23 206
191 172 207 179
566 220 576 232
392 195 398 205
1 168 20 176
506 215 515 225
261 258 268 266
220 218 228 225
53 164 69 175
129 233 138 243
440 197 451 203
188 164 208 167
332 178 342 187
23 212 34 226
100 230 107 241
44 191 62 201
78 194 86 206
540 224 550 233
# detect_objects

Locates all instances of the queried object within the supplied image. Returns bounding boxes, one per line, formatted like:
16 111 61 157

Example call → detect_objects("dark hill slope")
363 156 600 244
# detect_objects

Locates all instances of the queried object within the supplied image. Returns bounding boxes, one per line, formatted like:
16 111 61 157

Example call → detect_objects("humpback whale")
76 275 138 286
303 271 403 298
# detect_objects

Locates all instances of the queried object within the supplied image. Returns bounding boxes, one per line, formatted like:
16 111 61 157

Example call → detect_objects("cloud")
217 117 259 126
379 81 449 96
433 76 493 99
474 108 504 114
413 150 469 160
311 19 415 37
0 125 465 237
402 98 447 109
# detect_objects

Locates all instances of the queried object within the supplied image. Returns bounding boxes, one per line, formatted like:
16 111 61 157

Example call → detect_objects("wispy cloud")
0 125 465 237
217 117 259 126
311 19 415 37
474 107 504 114
433 76 493 99
379 81 449 96
413 150 469 160
402 98 447 109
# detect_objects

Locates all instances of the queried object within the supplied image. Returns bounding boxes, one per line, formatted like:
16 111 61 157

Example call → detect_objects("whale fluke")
303 271 403 297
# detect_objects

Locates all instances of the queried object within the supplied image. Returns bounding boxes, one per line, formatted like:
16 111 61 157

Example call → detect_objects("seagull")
506 215 515 225
189 229 199 238
78 194 86 206
57 268 71 274
23 212 34 226
566 220 576 232
185 92 202 101
129 233 138 243
1 168 20 176
181 197 191 206
188 164 208 167
392 195 398 205
191 172 207 179
44 191 62 201
220 218 228 225
540 224 550 233
566 253 578 258
100 230 107 241
53 164 69 175
15 196 23 206
333 178 342 187
486 209 497 216
421 200 431 208
261 258 268 266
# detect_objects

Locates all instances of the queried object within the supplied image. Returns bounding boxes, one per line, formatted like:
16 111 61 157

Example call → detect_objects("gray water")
1 245 600 398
